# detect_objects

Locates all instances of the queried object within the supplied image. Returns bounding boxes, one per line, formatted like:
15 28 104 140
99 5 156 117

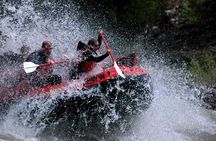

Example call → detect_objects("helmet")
42 41 52 48
87 38 97 46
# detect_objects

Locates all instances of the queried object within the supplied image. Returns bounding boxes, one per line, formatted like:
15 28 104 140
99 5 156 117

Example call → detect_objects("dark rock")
202 88 216 110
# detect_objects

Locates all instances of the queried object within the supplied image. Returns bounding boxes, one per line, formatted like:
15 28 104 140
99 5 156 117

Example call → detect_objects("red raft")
0 64 152 102
28 65 150 94
0 64 153 123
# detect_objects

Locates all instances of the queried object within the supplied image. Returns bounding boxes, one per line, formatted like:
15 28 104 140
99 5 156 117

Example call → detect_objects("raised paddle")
23 60 68 73
99 31 125 79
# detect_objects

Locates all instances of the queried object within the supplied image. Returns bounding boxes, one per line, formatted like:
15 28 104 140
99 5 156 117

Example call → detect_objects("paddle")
23 60 68 73
99 31 125 79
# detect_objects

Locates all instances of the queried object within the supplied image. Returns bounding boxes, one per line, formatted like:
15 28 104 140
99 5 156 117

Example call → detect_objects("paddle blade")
23 62 39 73
114 61 125 79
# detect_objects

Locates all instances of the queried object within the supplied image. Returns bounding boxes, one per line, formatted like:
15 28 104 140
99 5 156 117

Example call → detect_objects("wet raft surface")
19 74 153 140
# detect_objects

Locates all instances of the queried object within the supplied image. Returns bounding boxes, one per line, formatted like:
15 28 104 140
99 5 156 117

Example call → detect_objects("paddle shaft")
24 60 69 73
99 32 115 61
39 60 68 67
99 31 125 79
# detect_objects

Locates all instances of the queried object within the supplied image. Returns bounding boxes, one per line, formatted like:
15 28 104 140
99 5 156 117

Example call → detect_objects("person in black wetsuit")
78 39 111 72
26 41 62 87
69 32 111 80
0 45 30 67
116 53 140 67
0 46 30 88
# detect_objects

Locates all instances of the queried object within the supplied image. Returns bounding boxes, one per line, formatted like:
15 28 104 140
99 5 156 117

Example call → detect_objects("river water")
1 0 216 141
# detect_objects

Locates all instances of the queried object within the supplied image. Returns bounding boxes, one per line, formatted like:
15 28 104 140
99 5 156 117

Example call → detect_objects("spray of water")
1 0 216 141
117 44 216 141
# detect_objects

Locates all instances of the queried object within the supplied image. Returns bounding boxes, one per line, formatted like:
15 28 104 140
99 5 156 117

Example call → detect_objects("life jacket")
77 46 97 72
78 60 96 72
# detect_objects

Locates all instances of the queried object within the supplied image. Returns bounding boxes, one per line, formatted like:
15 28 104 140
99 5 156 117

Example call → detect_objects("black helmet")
87 38 97 46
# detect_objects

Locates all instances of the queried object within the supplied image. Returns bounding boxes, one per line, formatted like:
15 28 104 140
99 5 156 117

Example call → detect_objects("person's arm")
89 52 109 62
97 34 102 46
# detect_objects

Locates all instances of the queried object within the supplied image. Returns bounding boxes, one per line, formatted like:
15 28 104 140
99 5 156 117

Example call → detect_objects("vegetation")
179 0 210 23
108 0 167 27
73 0 214 29
73 0 167 29
188 52 216 86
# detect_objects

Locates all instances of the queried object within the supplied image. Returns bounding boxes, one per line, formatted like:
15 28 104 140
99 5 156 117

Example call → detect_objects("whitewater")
0 0 216 141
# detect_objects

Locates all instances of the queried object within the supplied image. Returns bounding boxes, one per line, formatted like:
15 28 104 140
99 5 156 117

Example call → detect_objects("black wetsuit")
78 48 109 72
26 49 49 64
69 35 108 80
77 34 107 70
26 49 62 88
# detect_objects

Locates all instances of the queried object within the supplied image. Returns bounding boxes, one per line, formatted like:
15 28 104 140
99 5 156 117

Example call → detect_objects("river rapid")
0 0 216 141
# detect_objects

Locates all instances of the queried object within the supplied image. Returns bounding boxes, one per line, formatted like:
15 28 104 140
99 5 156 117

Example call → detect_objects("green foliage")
196 0 208 5
118 0 167 26
188 52 216 86
181 8 201 23
180 0 209 23
93 0 167 29
73 0 215 28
